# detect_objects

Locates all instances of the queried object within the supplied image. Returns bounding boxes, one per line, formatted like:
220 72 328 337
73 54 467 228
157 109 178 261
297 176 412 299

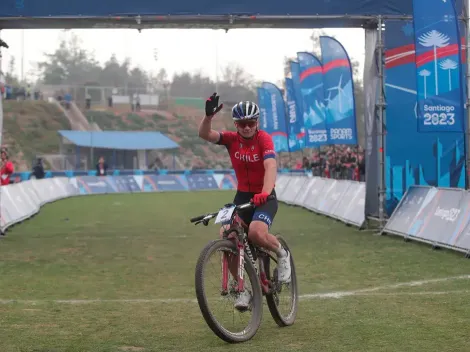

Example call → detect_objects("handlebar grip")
190 215 205 223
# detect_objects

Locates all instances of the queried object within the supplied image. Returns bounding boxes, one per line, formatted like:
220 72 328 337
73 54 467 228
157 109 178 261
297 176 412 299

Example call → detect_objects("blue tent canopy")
58 130 179 150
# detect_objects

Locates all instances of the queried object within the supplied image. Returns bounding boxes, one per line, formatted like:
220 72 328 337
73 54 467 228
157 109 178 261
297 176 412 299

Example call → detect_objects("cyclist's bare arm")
262 158 277 195
198 116 220 144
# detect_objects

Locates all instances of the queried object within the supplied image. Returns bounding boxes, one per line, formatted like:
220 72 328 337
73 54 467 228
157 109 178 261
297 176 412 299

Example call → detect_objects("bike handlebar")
189 194 276 224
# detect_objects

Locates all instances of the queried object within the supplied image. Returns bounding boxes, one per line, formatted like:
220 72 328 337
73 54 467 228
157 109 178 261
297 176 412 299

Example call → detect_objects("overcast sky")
0 27 365 86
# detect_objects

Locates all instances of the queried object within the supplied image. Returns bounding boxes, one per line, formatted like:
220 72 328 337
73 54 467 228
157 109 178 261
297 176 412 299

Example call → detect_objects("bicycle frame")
189 195 278 297
220 210 276 296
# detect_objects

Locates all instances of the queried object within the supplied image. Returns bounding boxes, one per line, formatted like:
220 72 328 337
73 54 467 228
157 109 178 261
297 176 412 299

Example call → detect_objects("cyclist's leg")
247 191 291 283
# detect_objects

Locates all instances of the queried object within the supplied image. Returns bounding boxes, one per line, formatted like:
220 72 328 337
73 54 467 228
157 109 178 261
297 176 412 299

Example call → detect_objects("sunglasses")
236 120 257 128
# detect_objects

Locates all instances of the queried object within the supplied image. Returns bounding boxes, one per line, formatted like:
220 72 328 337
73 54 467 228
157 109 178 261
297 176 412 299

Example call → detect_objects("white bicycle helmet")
232 101 260 121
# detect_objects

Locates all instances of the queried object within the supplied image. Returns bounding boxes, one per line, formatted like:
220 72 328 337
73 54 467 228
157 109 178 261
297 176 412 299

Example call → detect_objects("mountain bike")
189 195 298 343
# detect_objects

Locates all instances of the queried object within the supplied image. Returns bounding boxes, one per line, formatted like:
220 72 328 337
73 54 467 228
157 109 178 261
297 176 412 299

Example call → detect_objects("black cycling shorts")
232 189 278 229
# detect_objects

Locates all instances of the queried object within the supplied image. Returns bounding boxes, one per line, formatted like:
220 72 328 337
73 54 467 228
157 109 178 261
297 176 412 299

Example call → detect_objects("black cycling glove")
205 92 223 117
0 39 8 49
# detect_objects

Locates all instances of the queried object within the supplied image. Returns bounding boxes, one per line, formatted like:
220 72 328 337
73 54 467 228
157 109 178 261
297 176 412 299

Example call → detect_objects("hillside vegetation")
2 100 71 171
1 100 239 171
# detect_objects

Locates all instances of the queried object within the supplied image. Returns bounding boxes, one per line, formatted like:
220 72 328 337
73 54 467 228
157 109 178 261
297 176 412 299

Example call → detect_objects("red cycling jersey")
216 130 276 193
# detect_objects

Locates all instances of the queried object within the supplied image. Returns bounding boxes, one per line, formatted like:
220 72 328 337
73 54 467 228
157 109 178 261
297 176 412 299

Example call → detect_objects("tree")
36 34 150 90
5 57 19 86
35 32 258 105
37 33 101 85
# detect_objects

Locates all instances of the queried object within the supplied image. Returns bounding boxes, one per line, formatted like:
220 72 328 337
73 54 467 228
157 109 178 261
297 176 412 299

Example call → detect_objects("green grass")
0 192 469 351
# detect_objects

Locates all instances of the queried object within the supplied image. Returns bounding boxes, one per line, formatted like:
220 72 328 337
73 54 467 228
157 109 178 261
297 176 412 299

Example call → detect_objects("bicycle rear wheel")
195 239 263 343
264 235 298 327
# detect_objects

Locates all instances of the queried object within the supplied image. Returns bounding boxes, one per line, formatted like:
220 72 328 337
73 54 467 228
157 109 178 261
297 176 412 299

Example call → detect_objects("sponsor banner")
450 192 470 250
287 63 306 151
282 176 309 205
297 51 328 147
323 180 350 218
212 174 237 190
50 177 72 199
261 82 289 153
383 186 437 236
383 186 470 251
294 177 318 207
386 186 466 244
18 181 41 211
107 175 142 193
148 175 188 192
74 176 113 194
317 179 340 214
332 181 355 219
414 188 468 244
68 177 81 195
14 183 39 217
412 0 464 132
275 175 293 202
303 177 327 211
384 20 466 216
2 185 28 224
30 179 53 204
340 182 366 226
186 175 218 190
59 177 80 196
319 36 358 145
132 175 152 192
133 175 158 192
0 187 13 228
298 177 365 227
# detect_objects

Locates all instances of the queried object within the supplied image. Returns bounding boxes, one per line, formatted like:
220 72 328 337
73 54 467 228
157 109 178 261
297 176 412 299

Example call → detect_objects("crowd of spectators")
293 145 365 181
0 81 43 101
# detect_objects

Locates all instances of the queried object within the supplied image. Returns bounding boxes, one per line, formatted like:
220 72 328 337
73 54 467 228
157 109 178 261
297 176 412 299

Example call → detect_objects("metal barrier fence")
3 173 470 259
0 173 365 234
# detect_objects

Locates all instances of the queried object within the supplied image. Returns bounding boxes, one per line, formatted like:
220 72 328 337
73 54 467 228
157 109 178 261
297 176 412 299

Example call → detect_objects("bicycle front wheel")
194 239 263 343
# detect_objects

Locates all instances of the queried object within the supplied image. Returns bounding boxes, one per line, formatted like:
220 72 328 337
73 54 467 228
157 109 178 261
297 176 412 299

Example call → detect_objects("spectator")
341 147 357 179
96 156 108 176
32 158 45 179
302 156 310 169
85 93 91 109
0 148 14 185
64 92 72 109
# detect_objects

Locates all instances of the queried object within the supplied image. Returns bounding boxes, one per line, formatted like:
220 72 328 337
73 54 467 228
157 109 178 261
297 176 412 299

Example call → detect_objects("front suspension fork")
221 239 245 294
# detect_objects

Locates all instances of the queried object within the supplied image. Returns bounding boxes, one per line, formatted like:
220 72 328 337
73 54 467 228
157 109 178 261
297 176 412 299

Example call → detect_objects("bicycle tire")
264 235 299 327
194 239 263 343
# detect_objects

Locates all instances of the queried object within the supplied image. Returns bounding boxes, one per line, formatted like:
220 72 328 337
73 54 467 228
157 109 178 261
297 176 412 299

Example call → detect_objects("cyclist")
198 92 291 310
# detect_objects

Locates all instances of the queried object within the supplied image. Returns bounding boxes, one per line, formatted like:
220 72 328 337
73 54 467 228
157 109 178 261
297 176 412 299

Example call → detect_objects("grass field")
0 191 469 352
